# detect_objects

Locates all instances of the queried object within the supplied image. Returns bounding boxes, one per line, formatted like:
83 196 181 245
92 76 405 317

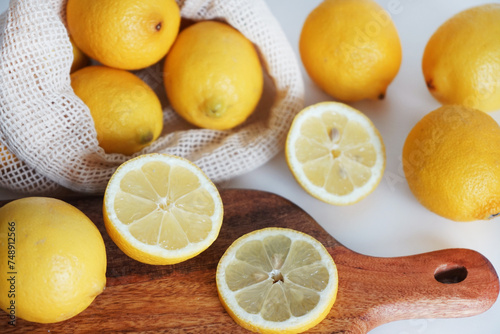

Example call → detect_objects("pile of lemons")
290 0 500 224
66 0 263 156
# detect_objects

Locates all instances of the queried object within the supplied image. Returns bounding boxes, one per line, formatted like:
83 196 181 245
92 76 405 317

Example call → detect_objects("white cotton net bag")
0 0 304 195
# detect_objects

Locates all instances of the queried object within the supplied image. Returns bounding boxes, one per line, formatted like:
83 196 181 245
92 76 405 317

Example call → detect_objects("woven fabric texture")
0 0 304 195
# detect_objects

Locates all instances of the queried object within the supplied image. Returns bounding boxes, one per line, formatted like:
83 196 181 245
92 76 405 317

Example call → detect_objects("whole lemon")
422 4 500 112
163 21 264 130
0 142 16 163
402 105 500 222
0 197 107 323
66 0 180 70
69 36 89 73
71 66 164 156
299 0 402 102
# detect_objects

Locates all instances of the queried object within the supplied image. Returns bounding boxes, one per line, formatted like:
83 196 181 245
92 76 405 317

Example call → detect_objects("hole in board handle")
434 264 468 284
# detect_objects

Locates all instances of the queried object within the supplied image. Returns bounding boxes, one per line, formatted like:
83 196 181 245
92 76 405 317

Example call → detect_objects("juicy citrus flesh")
67 0 180 70
103 153 223 265
164 20 264 130
299 0 402 101
286 102 385 205
0 197 106 323
403 105 500 221
422 4 500 112
70 65 163 155
216 228 338 334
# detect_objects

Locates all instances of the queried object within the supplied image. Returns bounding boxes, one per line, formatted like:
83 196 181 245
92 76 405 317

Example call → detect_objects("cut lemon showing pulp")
216 227 338 334
103 153 223 265
286 102 385 205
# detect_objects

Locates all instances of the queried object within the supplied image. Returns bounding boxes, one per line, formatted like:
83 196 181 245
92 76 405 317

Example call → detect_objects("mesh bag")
0 0 304 195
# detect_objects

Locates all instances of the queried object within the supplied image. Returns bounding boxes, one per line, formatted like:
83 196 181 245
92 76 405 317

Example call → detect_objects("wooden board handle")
1 191 497 333
329 247 499 332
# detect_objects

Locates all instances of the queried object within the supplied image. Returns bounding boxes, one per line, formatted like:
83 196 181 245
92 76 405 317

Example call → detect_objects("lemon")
216 227 338 334
103 153 224 265
0 197 106 323
403 105 500 222
422 4 500 112
286 102 385 205
67 0 180 70
70 65 164 155
163 20 264 130
69 36 89 73
0 142 17 163
299 0 402 102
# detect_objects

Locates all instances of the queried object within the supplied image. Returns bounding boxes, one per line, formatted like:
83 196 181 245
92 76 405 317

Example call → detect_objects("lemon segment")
286 102 385 205
216 228 338 334
103 153 223 265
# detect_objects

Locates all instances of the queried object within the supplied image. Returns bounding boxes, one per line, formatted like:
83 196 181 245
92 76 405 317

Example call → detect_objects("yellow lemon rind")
103 153 223 265
286 102 386 206
216 227 338 334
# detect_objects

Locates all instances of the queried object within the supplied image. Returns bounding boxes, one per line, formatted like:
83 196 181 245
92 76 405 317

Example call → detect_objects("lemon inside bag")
103 153 223 265
216 228 338 334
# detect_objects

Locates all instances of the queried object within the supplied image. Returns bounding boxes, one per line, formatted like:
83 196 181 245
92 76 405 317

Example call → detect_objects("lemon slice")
103 153 223 265
216 227 338 334
286 101 385 205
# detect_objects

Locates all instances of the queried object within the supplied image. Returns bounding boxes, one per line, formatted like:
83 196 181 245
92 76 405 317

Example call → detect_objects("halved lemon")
103 153 223 265
286 102 386 205
216 227 338 334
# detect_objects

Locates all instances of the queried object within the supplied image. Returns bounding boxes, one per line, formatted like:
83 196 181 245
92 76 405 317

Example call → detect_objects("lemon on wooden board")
299 0 402 102
216 227 338 334
66 0 180 70
70 65 164 156
163 20 264 130
286 102 386 205
403 105 500 222
0 197 106 323
103 153 224 265
422 4 500 112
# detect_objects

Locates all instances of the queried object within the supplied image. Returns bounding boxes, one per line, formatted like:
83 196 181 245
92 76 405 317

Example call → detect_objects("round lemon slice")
216 227 338 334
103 153 223 265
286 102 386 205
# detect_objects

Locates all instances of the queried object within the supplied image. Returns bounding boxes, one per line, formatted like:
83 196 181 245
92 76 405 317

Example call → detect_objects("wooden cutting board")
1 189 498 333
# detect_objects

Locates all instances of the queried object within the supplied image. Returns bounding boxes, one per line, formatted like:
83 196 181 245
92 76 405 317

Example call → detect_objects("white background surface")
1 0 500 333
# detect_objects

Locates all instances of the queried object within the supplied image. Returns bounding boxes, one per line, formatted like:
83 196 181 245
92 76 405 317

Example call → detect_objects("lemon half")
216 227 338 334
103 153 223 265
286 102 385 205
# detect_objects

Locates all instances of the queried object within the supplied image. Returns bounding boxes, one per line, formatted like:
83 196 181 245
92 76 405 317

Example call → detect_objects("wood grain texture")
1 189 498 333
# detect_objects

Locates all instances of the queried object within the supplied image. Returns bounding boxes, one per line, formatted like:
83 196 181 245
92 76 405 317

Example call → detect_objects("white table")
1 1 499 333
